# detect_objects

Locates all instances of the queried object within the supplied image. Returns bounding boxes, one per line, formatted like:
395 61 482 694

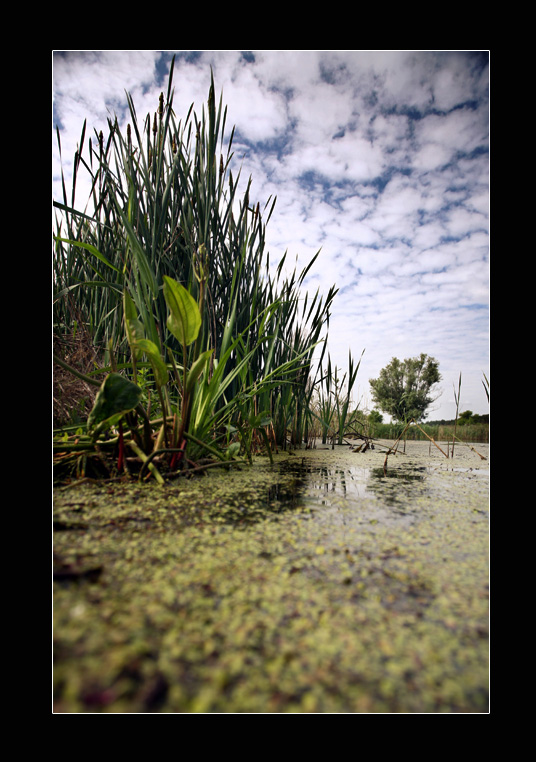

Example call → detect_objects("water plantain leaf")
225 441 241 459
132 338 169 388
87 373 142 439
250 413 272 429
126 318 146 361
163 276 201 348
186 349 213 395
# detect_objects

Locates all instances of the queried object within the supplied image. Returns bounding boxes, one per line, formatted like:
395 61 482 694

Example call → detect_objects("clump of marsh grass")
311 348 364 447
53 59 337 479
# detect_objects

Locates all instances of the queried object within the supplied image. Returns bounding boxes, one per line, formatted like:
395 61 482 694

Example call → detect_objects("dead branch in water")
383 419 449 473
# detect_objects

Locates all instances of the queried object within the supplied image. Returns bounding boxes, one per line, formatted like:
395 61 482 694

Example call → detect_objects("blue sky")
53 50 489 422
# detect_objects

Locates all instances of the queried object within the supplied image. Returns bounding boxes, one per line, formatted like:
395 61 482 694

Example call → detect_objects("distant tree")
368 410 383 424
457 411 489 425
457 410 474 426
369 354 441 424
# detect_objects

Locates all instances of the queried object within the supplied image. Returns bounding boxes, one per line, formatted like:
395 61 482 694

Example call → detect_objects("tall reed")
451 372 462 457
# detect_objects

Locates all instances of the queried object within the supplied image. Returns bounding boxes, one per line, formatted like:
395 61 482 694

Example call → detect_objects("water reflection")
366 467 427 508
280 461 372 501
278 458 428 509
213 457 432 527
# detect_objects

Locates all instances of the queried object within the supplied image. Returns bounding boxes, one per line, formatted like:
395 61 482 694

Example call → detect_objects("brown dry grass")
53 328 100 427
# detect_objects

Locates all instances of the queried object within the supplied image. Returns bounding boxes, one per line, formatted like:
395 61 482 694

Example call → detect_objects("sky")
53 50 490 422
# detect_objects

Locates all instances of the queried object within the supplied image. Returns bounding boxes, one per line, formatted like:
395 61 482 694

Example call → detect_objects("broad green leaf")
132 338 169 388
225 442 241 459
87 373 142 438
163 276 201 348
185 349 213 395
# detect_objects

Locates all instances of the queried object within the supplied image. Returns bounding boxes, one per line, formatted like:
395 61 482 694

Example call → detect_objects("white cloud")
53 50 490 421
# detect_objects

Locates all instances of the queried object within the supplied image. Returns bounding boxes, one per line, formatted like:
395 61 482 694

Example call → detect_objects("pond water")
53 439 489 713
225 439 489 528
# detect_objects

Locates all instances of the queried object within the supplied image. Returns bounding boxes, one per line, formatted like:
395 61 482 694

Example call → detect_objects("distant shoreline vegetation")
426 415 489 426
368 420 489 444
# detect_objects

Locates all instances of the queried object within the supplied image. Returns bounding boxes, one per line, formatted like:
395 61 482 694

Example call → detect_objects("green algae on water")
53 441 489 713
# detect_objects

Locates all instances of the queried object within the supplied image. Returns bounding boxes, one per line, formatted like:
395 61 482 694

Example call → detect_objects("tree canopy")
369 354 441 423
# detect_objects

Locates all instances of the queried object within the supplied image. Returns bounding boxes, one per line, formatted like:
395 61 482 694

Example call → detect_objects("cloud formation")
53 50 489 421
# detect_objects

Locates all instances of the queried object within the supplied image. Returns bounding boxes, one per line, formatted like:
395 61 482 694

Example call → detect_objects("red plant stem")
170 438 187 470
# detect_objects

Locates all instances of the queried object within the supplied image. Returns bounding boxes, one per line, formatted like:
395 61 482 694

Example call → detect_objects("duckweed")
53 441 489 713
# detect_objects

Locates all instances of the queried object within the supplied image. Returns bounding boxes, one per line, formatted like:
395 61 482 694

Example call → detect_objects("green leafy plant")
87 373 142 440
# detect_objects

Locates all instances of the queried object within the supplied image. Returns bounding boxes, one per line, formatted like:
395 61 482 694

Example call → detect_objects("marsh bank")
53 439 489 713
